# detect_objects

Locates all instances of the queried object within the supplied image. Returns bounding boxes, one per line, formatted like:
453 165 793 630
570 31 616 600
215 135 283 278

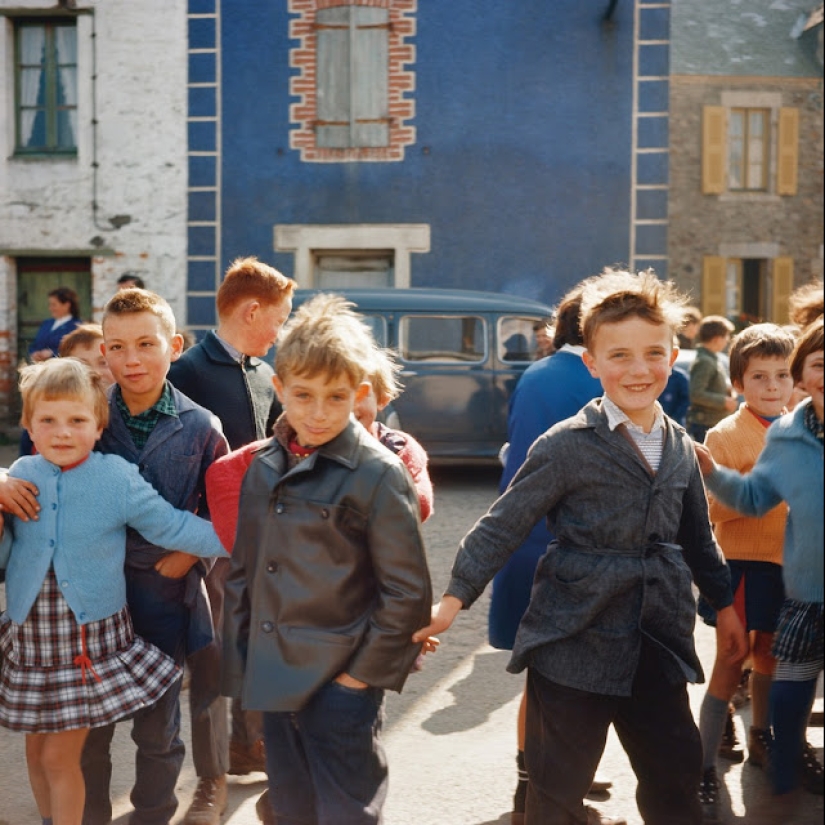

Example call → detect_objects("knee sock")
770 677 818 794
699 693 729 770
750 671 772 731
513 749 528 812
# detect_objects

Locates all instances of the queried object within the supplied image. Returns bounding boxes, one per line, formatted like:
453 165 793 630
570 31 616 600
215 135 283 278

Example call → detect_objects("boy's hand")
154 551 199 579
715 605 748 667
0 475 40 521
694 443 716 477
412 595 463 644
334 672 369 690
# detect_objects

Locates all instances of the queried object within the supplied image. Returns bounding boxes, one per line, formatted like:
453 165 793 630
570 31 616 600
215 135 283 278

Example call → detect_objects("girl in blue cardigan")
698 318 823 799
0 359 227 825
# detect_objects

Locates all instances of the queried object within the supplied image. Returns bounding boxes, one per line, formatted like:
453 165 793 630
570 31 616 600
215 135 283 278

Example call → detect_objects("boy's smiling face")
273 370 369 448
102 311 183 413
733 355 793 419
583 316 677 430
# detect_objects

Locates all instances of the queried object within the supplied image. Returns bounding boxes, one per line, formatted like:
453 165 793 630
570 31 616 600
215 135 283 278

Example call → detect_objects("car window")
499 316 542 362
360 313 387 347
398 315 486 363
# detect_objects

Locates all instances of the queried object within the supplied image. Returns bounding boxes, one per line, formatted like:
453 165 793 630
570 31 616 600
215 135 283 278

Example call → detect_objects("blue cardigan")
0 452 228 625
707 400 824 604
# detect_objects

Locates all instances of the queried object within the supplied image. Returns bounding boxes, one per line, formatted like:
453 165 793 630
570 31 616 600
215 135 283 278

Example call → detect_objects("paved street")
0 457 821 825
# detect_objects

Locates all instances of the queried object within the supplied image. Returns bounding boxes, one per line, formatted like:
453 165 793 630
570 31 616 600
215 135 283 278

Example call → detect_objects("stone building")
0 0 187 423
668 0 823 324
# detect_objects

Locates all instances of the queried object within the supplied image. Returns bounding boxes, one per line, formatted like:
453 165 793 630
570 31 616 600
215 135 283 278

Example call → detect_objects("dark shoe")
583 805 627 825
731 667 752 709
800 741 824 795
718 704 744 763
747 726 772 768
228 738 267 775
698 767 720 824
182 776 228 825
255 789 278 825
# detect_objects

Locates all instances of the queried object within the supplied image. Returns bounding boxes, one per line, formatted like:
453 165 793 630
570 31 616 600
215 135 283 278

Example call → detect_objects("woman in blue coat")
491 282 603 822
28 287 82 363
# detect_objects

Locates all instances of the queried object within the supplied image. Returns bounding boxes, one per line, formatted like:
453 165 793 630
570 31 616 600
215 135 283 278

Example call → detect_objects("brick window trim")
288 0 417 162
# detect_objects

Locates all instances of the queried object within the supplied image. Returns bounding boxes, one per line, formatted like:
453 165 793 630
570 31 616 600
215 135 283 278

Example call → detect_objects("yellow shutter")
777 108 799 195
772 257 794 322
702 256 727 315
702 106 726 194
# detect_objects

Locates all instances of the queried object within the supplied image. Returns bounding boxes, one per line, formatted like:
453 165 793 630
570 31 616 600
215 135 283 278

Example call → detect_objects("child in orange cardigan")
697 323 795 822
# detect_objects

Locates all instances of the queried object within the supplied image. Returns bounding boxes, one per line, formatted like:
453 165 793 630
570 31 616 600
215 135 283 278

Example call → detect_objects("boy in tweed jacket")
415 269 747 825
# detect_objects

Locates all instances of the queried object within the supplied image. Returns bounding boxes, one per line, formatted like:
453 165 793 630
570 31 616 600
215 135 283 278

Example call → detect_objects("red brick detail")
288 0 416 162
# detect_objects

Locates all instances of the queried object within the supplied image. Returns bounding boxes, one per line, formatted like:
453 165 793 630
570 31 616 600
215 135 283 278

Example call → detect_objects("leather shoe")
255 789 278 825
228 739 267 775
183 776 228 825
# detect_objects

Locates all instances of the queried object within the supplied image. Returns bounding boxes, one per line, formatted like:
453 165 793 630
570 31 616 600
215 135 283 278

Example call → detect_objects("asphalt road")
0 459 821 825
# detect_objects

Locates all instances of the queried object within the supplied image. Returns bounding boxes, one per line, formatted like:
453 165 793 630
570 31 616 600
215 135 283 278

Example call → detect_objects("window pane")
746 111 766 190
19 26 45 67
399 316 485 363
56 109 76 148
20 109 46 148
498 317 539 362
728 111 744 189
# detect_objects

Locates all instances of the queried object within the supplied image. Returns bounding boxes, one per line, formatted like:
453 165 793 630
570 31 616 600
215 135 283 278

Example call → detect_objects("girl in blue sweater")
697 318 823 798
0 359 227 825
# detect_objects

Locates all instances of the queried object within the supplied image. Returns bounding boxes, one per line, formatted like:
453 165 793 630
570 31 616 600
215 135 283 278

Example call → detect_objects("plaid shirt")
115 382 178 450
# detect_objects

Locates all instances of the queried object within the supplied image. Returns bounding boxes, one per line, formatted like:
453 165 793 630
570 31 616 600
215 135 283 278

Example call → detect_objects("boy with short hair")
221 293 433 825
58 322 115 387
81 289 229 825
695 323 796 822
686 315 738 442
415 270 746 825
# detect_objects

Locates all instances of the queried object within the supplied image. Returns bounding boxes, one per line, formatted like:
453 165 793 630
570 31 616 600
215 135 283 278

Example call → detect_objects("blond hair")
19 358 109 431
366 347 403 405
102 288 177 340
275 294 376 387
579 268 687 349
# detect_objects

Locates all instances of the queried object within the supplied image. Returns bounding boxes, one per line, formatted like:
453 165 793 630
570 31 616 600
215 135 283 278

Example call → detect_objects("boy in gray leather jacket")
221 294 433 825
415 269 747 825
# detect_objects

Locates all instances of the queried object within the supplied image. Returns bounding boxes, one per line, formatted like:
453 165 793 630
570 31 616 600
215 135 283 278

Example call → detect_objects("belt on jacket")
560 541 682 559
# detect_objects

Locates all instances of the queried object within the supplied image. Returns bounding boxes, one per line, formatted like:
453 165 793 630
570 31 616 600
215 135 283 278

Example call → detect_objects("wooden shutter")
772 257 794 322
702 106 727 194
776 108 799 196
702 256 727 315
316 6 352 148
352 6 389 147
316 6 389 149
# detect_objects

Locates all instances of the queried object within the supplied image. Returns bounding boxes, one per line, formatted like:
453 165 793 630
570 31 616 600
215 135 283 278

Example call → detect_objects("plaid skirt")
772 598 824 664
0 571 181 733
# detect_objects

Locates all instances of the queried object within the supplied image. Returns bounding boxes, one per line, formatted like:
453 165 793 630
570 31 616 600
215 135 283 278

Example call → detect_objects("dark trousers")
771 676 819 794
188 558 261 779
262 682 388 825
525 642 703 825
82 570 189 825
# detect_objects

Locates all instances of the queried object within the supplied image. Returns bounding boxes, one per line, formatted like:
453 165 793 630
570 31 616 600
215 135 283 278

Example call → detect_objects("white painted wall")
0 0 188 419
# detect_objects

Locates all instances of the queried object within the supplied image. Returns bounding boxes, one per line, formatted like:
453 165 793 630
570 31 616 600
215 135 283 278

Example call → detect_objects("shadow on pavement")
422 649 521 735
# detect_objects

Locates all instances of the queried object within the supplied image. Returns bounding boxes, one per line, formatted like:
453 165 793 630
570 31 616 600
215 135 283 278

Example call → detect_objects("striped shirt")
602 395 666 472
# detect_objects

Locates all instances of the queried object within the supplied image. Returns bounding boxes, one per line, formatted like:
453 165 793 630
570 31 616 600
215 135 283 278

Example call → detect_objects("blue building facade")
185 0 671 331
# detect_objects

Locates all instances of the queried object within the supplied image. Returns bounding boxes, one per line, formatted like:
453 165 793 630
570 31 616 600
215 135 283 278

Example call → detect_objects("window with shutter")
776 109 799 196
289 1 416 162
772 257 794 323
316 6 389 149
702 256 727 316
702 107 726 194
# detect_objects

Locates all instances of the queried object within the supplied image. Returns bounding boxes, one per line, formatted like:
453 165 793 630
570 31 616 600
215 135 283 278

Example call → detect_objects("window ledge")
9 151 78 161
718 192 781 204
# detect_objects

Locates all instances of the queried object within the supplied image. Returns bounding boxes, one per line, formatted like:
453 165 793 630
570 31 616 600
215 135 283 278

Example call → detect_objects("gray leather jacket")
222 419 433 712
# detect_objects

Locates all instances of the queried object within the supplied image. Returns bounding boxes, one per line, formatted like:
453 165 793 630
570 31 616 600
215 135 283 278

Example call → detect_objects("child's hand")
412 595 463 644
334 672 369 690
694 443 716 477
715 605 748 667
154 551 199 579
0 475 40 521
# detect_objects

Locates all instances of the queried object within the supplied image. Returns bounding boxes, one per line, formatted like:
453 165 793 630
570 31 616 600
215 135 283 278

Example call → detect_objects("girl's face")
797 349 824 421
28 396 102 467
48 296 72 319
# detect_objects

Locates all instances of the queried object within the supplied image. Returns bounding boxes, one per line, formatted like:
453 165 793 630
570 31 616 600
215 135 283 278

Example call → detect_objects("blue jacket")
28 317 81 358
0 452 227 625
707 400 824 604
659 365 690 427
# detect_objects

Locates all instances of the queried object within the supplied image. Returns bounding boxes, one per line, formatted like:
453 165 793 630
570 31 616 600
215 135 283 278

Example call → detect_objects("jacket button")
261 621 274 633
275 503 285 514
321 508 330 519
266 562 278 573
